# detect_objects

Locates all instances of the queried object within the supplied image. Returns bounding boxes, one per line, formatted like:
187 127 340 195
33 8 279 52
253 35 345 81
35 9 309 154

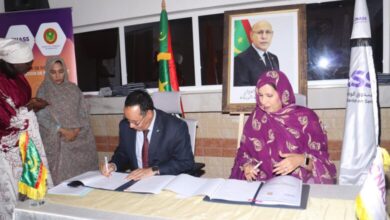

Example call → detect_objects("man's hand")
126 168 155 181
26 97 49 112
99 162 115 177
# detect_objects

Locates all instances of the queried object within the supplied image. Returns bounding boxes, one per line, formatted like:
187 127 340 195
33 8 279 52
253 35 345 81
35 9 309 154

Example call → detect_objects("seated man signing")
100 90 194 180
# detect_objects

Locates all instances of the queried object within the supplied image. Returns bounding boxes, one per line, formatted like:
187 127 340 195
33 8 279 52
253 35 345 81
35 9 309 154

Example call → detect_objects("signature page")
255 175 302 206
208 179 261 203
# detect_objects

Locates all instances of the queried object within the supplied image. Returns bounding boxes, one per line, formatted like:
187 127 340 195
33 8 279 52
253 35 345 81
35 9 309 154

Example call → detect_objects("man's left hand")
126 168 155 181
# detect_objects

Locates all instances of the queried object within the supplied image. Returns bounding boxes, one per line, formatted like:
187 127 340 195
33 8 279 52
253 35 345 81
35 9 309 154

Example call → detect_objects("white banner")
338 0 379 185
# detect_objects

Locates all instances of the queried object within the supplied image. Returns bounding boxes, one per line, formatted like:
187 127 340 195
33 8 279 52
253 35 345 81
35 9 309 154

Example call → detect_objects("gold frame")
222 5 307 113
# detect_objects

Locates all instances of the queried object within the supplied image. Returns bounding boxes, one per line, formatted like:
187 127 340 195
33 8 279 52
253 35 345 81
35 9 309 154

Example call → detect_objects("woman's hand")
59 128 79 141
26 97 49 112
243 161 262 181
273 151 305 175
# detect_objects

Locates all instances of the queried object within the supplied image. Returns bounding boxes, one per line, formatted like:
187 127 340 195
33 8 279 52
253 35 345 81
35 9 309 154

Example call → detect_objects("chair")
151 91 205 177
295 93 307 107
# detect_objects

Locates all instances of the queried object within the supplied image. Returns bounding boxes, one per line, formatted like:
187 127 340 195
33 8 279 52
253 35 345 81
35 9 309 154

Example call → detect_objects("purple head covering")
230 70 336 184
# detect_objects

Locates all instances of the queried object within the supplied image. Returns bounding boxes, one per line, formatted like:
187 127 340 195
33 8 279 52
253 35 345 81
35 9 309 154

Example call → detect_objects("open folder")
126 174 309 209
65 171 132 191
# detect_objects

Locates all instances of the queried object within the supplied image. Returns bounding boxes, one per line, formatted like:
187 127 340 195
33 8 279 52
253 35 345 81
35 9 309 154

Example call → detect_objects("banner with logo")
0 8 76 96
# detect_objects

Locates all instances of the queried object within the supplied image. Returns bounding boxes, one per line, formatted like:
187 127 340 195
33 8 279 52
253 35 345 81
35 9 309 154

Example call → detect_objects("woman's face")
49 62 65 85
258 84 282 113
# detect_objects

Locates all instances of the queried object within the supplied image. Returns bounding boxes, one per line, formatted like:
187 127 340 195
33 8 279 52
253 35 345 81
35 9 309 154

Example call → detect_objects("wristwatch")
302 153 310 168
152 166 160 175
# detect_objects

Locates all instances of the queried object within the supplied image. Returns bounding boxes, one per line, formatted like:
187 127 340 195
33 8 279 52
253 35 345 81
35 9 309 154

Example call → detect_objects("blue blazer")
234 46 279 86
111 109 195 175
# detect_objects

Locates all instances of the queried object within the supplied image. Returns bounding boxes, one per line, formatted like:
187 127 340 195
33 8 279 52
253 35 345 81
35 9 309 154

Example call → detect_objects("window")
74 28 122 92
73 0 385 92
199 14 224 85
307 0 383 80
124 18 195 88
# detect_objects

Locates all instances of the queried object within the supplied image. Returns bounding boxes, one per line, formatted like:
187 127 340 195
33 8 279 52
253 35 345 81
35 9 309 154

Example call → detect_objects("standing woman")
230 70 336 184
36 56 98 185
0 38 53 220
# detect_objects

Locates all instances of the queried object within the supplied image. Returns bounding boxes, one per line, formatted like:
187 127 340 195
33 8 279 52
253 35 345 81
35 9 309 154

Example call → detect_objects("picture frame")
222 5 307 113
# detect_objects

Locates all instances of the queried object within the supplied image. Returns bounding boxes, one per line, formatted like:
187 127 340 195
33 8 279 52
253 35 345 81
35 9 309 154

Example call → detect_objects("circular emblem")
44 28 57 44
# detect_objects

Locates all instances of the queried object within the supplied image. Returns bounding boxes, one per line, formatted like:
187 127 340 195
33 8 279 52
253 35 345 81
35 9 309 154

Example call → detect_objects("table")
14 184 360 220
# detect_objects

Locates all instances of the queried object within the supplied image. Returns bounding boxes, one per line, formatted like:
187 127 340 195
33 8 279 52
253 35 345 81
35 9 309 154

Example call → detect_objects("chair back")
151 91 182 114
295 93 307 107
151 91 197 153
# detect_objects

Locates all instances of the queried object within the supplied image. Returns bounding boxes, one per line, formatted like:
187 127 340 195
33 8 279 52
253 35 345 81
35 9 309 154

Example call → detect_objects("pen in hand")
104 156 110 176
253 161 262 170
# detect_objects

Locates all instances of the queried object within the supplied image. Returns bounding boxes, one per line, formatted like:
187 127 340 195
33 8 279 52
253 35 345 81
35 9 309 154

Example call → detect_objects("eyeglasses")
129 114 146 127
253 30 273 35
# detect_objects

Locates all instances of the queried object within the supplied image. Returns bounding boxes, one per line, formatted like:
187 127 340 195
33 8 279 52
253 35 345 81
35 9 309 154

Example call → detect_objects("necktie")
142 130 149 168
263 53 272 70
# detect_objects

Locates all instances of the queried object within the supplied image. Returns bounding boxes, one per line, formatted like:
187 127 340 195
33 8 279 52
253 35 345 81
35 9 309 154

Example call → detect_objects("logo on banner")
348 70 371 88
5 25 35 49
43 28 57 44
35 22 66 56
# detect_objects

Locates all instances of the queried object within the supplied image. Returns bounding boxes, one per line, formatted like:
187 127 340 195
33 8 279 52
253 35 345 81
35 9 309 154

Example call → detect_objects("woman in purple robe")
230 70 336 184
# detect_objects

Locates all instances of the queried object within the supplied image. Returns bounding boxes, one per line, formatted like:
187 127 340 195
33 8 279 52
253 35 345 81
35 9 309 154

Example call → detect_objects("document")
48 182 93 196
66 170 131 191
206 175 308 209
126 174 308 209
254 175 302 206
126 174 230 197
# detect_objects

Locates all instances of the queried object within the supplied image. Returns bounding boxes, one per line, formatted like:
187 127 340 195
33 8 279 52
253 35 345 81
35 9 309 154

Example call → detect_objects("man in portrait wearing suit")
100 90 194 180
234 20 279 86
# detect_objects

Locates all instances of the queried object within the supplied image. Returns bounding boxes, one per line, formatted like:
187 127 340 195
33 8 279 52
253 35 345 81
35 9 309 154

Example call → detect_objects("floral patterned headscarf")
230 70 336 184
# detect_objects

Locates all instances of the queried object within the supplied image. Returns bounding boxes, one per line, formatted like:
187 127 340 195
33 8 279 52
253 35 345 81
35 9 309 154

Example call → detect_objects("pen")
104 156 109 172
253 161 262 170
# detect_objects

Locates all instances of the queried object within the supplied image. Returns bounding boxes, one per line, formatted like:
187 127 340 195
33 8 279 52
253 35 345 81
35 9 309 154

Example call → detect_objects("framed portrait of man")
222 5 307 113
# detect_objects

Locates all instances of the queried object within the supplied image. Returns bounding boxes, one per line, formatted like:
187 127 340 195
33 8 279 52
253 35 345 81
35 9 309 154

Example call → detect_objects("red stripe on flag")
167 26 179 91
241 20 252 44
34 163 43 188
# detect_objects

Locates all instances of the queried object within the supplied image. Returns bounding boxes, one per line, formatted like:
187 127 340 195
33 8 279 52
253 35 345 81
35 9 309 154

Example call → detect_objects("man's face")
1 61 33 78
250 21 273 51
124 105 152 131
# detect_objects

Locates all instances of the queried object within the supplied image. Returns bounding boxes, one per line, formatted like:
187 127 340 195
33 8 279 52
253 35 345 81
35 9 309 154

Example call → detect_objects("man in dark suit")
234 20 279 86
100 90 194 180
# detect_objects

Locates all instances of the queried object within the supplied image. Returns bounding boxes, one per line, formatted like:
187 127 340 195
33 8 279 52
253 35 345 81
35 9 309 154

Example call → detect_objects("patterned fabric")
0 73 31 152
230 70 337 184
36 57 98 185
0 98 52 220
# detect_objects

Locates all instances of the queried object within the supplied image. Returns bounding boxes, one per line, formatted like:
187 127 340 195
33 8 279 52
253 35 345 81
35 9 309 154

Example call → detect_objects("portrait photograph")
222 5 307 112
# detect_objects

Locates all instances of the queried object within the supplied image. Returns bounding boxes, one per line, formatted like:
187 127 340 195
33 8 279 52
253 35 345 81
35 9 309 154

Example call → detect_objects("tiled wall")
91 108 390 178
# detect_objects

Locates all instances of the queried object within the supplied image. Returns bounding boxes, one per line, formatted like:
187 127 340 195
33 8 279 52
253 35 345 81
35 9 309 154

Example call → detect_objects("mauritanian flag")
18 131 47 200
158 0 179 92
234 19 251 57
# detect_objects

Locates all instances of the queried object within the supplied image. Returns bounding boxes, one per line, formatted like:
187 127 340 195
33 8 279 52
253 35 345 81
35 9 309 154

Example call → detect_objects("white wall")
1 0 389 109
48 0 336 27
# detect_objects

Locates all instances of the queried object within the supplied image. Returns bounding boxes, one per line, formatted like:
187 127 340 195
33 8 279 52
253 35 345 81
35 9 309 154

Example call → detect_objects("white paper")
48 182 92 196
126 175 176 194
164 174 225 197
67 170 130 190
208 179 261 203
255 175 302 206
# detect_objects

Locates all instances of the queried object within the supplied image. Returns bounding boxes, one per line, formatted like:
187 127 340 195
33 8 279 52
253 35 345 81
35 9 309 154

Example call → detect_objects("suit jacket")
111 109 195 175
234 46 279 86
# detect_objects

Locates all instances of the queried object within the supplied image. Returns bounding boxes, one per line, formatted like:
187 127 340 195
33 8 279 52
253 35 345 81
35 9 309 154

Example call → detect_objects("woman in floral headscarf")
36 56 98 185
230 70 336 184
